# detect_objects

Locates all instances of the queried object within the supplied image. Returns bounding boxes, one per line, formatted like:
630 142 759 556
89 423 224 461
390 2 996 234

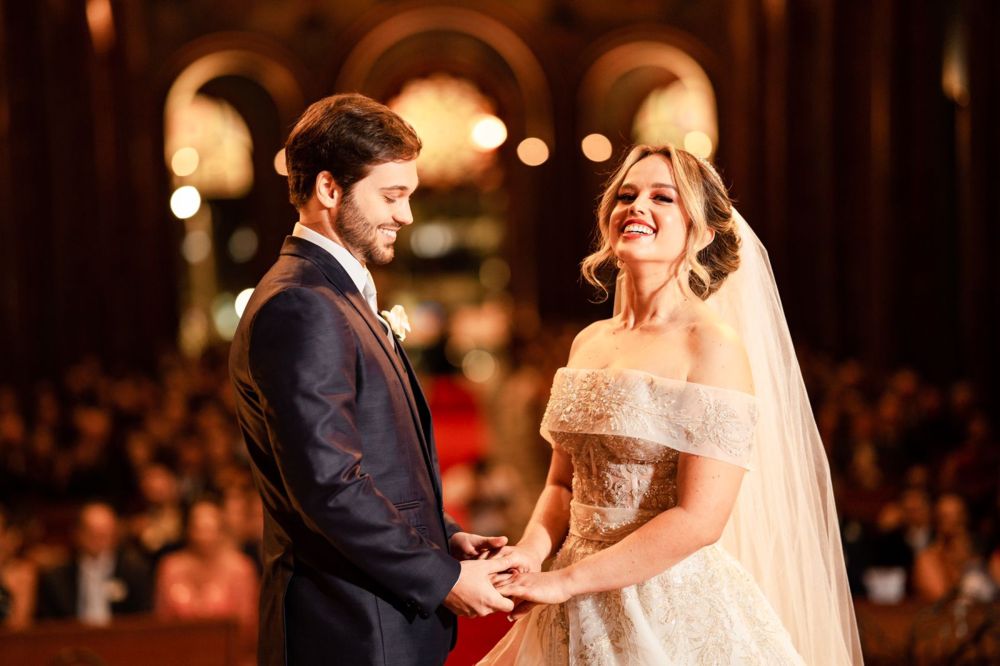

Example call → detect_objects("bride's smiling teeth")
622 222 655 236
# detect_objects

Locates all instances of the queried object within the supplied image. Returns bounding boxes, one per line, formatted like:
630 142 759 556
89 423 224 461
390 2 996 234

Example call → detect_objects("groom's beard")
336 192 394 266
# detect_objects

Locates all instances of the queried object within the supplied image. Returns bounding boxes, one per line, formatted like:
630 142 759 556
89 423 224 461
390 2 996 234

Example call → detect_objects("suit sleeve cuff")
408 547 461 618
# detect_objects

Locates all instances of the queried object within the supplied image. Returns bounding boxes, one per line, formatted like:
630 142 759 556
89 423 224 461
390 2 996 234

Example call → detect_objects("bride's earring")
616 257 624 269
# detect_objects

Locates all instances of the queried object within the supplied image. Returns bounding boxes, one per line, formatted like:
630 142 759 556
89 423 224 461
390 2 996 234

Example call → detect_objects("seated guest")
154 498 258 657
129 462 184 562
36 502 152 624
0 504 36 629
912 494 983 601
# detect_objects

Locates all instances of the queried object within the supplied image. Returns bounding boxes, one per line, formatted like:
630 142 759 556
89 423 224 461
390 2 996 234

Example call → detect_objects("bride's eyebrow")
651 183 678 192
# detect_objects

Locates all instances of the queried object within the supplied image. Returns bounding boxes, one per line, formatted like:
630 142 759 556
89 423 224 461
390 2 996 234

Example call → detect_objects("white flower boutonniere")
380 304 411 342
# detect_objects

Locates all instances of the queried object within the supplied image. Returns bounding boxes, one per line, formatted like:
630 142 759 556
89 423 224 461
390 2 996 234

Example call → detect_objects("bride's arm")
500 454 744 610
563 454 743 594
495 448 574 572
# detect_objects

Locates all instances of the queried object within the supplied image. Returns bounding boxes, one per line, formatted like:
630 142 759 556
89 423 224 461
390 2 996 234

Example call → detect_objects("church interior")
1 1 998 663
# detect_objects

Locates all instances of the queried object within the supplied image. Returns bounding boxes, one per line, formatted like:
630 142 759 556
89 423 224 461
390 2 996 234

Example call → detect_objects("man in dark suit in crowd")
229 93 514 666
36 501 151 622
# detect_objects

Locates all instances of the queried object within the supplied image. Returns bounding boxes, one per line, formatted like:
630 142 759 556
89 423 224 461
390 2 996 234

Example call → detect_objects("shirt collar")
79 551 115 575
292 222 370 296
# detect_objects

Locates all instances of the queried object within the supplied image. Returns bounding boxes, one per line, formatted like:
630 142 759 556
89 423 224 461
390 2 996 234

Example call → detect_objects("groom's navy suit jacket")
230 236 462 666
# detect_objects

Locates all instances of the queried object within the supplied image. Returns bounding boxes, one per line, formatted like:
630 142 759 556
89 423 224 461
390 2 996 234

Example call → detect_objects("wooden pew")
0 616 239 666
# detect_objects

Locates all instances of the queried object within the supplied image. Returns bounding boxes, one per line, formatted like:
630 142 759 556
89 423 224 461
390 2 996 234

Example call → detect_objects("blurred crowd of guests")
0 339 997 659
797 352 999 608
0 350 261 661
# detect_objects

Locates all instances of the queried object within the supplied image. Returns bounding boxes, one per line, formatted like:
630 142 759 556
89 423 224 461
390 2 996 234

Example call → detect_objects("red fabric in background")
427 376 487 473
447 614 515 665
428 376 513 663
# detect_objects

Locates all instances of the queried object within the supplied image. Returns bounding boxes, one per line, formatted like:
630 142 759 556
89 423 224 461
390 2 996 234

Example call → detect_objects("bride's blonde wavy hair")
581 144 740 302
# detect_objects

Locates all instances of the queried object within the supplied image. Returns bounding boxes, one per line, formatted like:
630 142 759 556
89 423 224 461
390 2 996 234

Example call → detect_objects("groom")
230 93 514 666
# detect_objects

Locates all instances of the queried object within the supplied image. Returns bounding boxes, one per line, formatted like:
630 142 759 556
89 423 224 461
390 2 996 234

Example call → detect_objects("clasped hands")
443 532 572 621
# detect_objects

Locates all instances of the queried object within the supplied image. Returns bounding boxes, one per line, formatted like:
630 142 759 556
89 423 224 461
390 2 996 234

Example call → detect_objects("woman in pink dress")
154 498 258 659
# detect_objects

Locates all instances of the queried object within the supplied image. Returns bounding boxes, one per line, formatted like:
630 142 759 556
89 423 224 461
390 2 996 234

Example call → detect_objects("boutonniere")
380 304 411 342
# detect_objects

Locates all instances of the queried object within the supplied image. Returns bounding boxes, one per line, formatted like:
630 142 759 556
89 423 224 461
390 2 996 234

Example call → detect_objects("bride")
480 145 862 664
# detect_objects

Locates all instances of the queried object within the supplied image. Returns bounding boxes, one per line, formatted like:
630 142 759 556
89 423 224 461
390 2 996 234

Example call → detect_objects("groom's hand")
443 558 516 618
487 544 543 574
449 532 508 561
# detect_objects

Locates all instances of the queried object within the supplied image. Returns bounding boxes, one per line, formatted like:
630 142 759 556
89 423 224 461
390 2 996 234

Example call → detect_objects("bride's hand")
495 570 573 620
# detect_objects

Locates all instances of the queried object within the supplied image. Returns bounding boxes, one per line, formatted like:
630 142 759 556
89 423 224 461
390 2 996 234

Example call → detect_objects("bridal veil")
614 209 863 664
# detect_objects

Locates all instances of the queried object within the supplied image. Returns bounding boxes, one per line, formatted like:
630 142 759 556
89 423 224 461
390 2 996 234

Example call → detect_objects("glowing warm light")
683 130 714 158
228 227 259 263
164 94 253 198
274 149 287 176
516 138 549 166
179 308 210 359
581 133 613 162
462 349 497 383
235 288 254 318
86 0 115 55
212 293 239 340
170 186 201 219
181 230 212 264
470 115 507 150
389 74 498 187
171 147 200 177
633 79 718 157
410 223 456 258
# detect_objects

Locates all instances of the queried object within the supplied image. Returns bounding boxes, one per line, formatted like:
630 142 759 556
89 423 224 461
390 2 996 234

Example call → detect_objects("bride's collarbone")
571 324 696 380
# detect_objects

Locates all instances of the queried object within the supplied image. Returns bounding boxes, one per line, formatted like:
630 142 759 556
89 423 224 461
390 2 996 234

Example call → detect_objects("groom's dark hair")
284 93 422 208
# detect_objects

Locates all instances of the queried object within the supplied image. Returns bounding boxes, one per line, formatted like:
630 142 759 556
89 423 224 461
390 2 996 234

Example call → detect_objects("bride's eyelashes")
614 192 674 204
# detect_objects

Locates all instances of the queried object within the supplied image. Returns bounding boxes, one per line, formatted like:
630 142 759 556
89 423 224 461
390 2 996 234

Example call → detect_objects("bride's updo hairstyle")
581 144 741 302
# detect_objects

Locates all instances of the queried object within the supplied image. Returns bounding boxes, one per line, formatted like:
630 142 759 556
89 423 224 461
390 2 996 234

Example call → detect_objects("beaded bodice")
541 367 759 541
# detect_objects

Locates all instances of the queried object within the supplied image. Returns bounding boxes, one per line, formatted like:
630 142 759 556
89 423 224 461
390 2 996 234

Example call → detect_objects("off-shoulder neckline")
557 366 757 400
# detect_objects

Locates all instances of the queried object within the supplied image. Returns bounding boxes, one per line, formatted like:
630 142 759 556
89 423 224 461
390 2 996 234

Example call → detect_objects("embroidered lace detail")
541 367 758 470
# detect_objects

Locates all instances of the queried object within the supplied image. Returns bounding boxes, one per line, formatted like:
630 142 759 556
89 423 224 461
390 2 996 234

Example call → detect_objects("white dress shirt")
77 552 115 625
292 223 393 341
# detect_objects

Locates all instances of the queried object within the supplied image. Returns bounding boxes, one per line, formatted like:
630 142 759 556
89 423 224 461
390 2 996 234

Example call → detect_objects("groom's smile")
336 159 418 267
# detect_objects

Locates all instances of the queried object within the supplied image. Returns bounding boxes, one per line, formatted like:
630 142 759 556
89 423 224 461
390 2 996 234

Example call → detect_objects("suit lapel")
394 343 443 497
279 238 437 479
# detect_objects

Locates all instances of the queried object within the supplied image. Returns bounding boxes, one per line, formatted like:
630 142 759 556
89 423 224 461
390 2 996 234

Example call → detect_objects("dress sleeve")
540 369 758 469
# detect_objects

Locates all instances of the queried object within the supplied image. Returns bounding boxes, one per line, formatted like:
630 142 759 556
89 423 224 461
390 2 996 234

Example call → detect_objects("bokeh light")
234 288 254 318
470 114 507 150
273 149 287 176
410 223 456 259
683 130 714 158
462 349 497 383
581 133 613 162
516 137 549 166
181 229 211 264
171 147 200 177
228 227 259 263
170 185 201 219
212 292 239 340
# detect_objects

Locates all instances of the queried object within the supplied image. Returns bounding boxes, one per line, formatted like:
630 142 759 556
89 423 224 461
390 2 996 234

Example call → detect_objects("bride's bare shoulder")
568 318 614 358
686 312 754 395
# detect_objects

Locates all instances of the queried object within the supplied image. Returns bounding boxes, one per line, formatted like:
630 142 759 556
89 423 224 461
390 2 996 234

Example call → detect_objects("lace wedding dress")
479 366 805 665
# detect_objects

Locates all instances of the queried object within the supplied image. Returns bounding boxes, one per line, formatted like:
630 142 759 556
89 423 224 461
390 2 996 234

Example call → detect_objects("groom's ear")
314 171 342 210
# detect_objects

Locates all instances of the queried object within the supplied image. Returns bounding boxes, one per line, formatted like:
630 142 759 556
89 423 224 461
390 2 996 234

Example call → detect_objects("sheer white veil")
613 209 863 664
